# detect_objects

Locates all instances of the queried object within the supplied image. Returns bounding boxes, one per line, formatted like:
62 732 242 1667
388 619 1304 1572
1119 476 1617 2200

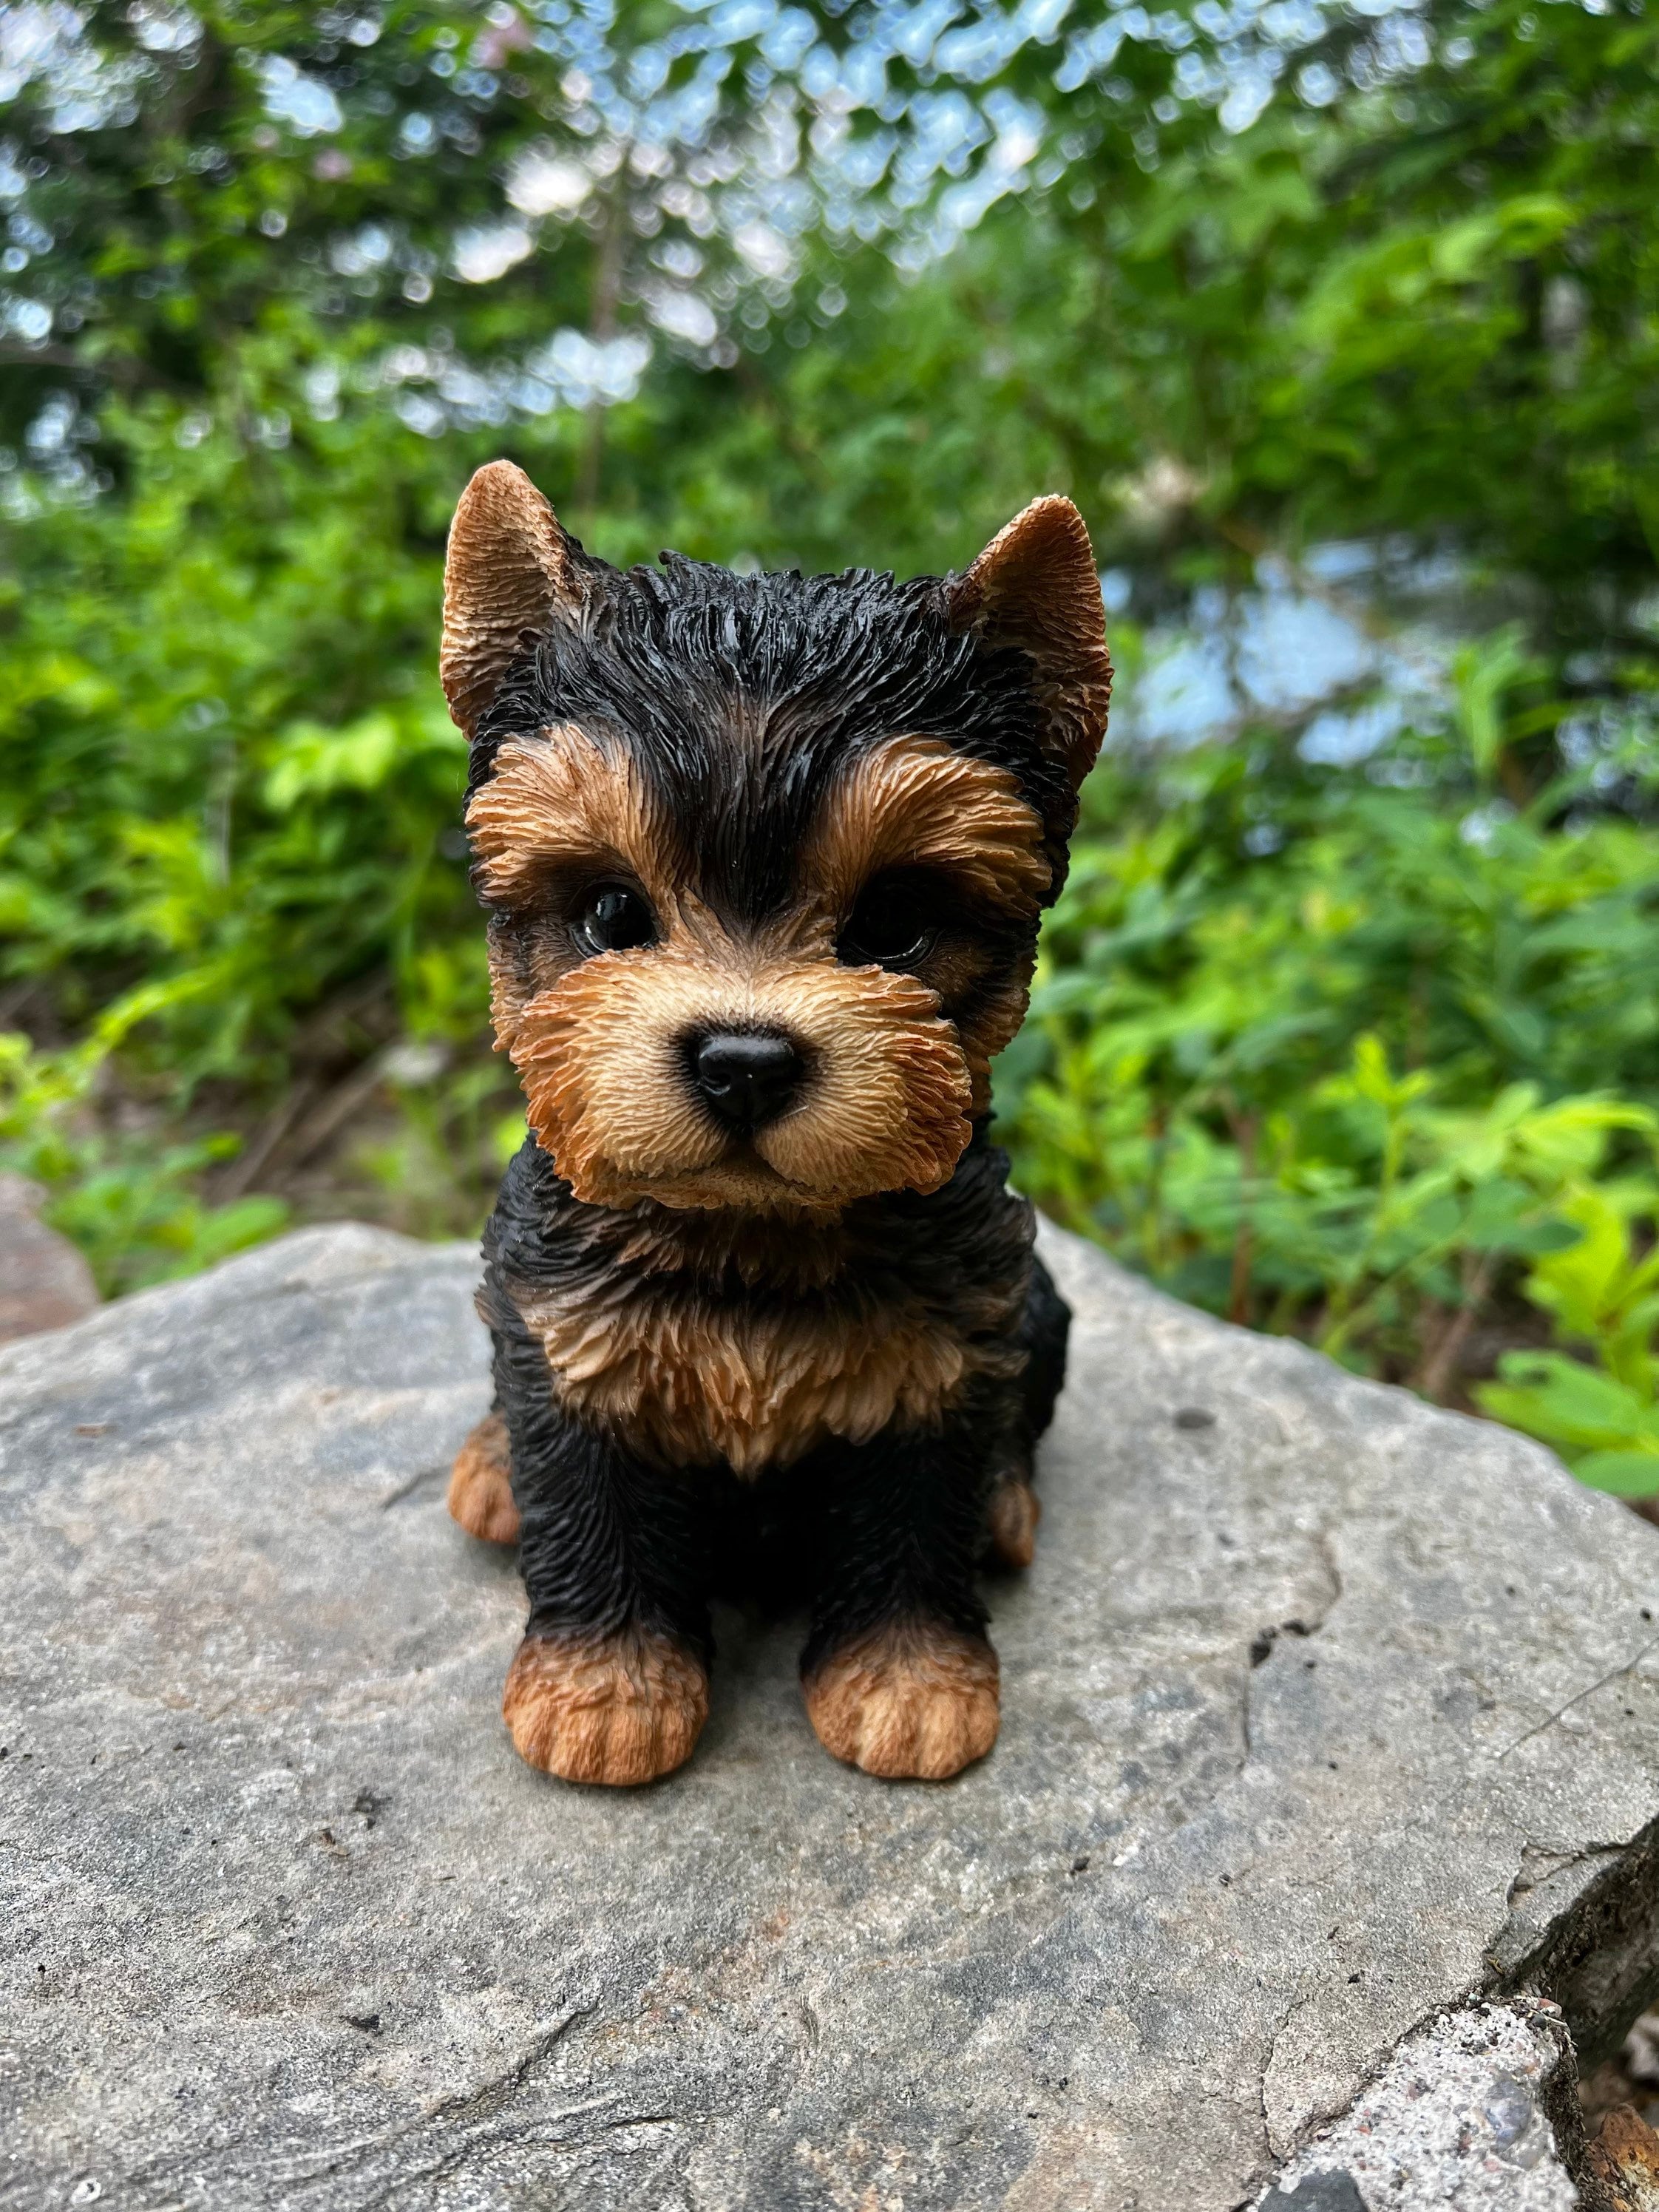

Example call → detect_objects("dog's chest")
518 1262 1017 1475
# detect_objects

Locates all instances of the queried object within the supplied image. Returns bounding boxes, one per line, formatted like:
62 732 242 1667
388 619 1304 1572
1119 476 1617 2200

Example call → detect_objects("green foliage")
1479 1185 1659 1495
1 408 478 1076
7 0 1658 642
997 713 1659 1402
0 1030 286 1295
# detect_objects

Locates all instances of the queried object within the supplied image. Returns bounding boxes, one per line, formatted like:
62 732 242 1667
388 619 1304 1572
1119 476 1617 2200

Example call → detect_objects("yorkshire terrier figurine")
441 461 1110 1787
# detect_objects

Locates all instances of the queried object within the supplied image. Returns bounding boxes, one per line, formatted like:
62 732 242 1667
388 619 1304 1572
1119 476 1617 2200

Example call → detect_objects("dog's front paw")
447 1411 520 1544
502 1628 708 1786
804 1624 999 1780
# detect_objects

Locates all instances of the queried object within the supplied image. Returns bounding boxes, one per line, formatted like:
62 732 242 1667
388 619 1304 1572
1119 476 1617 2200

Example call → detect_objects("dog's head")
442 462 1110 1215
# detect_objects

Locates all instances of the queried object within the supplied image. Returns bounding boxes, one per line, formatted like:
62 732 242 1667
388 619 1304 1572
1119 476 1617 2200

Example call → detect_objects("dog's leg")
491 1301 711 1786
985 1253 1071 1572
801 1417 1000 1781
447 1402 520 1544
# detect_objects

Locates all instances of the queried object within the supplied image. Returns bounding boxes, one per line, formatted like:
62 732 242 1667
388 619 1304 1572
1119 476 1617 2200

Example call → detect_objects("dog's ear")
948 496 1112 793
441 461 587 736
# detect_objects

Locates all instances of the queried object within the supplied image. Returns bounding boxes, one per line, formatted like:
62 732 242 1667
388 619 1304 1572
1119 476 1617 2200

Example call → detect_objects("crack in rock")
1496 1635 1659 1762
427 2004 599 2129
1241 1527 1344 1768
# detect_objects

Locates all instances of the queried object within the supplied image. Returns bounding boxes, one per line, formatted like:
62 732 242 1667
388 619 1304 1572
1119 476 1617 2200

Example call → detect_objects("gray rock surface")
4 1219 1659 2211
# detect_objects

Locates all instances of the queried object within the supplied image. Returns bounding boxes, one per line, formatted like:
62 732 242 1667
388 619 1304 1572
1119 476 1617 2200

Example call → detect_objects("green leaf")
1573 1450 1659 1499
1477 1352 1659 1454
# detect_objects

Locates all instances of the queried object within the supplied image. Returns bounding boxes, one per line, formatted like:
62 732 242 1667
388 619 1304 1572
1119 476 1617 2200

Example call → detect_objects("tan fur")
804 1621 1000 1780
503 1627 708 1785
520 1274 1021 1475
805 735 1051 915
467 729 679 1048
509 923 972 1213
807 734 1049 1108
441 463 587 737
467 729 678 919
447 1411 520 1544
471 727 1056 1211
986 1476 1042 1571
936 953 1037 1116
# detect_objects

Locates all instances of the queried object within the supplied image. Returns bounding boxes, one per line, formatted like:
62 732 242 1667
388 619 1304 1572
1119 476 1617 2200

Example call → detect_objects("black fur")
481 1129 1067 1668
480 1273 716 1667
472 549 1082 909
1020 1252 1071 1447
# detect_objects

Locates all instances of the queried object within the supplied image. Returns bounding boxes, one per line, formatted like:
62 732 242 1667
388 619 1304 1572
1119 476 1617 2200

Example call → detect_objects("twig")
282 1057 392 1172
216 1073 323 1201
1417 1249 1496 1404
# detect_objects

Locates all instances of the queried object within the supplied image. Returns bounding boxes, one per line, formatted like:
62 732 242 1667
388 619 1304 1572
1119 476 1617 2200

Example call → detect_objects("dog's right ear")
441 461 587 737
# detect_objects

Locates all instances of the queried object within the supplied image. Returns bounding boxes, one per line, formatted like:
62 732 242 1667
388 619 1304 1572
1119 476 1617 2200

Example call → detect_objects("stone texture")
4 1220 1659 2211
0 1171 98 1344
1255 1999 1577 2210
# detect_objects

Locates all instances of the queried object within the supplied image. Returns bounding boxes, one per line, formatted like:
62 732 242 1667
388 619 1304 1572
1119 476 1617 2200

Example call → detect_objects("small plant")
1478 1185 1659 1497
0 1028 288 1298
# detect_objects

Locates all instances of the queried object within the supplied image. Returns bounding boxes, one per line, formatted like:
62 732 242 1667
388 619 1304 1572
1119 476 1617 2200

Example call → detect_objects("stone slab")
4 1221 1659 2210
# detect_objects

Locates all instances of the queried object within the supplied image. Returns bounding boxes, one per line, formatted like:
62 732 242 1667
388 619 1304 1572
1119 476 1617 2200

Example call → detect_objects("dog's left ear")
441 460 589 736
948 496 1112 793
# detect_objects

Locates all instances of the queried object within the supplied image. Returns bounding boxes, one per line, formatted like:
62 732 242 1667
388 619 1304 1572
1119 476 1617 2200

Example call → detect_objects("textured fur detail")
503 1626 708 1785
489 1133 1032 1473
948 494 1113 795
804 1620 1000 1780
509 942 971 1213
808 733 1050 1111
467 494 1094 895
466 727 673 1053
809 733 1051 912
469 724 1045 1208
519 1263 1021 1476
441 463 599 737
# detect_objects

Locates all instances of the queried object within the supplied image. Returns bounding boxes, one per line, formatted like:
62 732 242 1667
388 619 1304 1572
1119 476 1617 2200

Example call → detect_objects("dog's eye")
574 883 655 956
838 876 937 970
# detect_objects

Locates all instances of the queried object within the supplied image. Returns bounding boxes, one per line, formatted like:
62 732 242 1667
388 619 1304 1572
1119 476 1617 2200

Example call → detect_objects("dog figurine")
441 461 1110 1785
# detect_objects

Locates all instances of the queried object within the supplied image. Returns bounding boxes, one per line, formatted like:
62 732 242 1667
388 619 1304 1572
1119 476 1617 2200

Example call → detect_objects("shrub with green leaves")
995 707 1659 1481
0 1031 288 1297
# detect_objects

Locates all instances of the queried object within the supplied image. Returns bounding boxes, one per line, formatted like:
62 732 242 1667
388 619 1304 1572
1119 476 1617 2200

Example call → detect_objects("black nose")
689 1030 804 1133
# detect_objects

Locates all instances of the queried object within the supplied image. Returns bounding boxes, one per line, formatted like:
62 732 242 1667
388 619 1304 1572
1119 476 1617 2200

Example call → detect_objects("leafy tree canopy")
1 0 1652 642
